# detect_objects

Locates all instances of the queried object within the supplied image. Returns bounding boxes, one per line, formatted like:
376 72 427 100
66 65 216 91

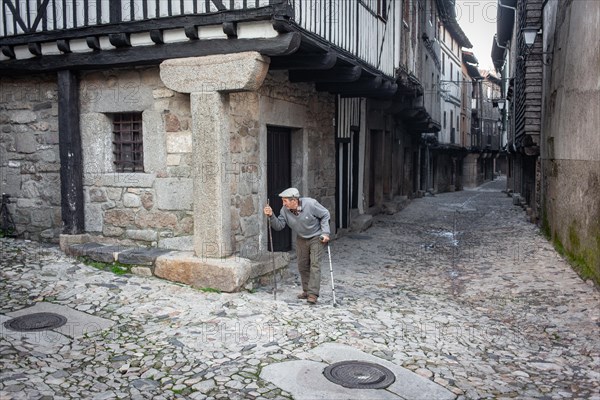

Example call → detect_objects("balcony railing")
1 0 276 37
291 0 396 76
1 0 397 77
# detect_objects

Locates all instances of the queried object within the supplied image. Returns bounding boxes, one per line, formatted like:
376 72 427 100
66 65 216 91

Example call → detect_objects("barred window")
112 113 144 172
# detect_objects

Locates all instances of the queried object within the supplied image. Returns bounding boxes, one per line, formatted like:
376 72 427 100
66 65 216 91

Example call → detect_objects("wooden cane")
267 199 277 300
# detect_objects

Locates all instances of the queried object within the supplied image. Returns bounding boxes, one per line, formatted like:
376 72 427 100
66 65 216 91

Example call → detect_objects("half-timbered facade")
417 0 472 194
0 0 473 288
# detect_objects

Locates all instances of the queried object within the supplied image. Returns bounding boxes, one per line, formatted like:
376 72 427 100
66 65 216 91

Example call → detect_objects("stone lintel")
159 51 270 94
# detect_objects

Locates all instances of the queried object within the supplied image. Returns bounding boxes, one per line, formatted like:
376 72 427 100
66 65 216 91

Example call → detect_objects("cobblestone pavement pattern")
1 178 599 400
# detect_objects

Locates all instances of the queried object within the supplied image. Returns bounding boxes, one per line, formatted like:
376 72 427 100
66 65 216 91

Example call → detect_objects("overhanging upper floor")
1 0 405 99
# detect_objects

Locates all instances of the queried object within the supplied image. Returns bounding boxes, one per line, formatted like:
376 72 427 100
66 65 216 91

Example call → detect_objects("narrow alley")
1 177 599 400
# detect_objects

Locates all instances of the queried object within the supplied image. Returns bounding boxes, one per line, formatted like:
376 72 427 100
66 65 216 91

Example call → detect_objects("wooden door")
267 126 292 251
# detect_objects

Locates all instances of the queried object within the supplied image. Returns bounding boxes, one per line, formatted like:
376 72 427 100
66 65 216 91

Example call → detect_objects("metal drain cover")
4 312 67 332
323 360 396 389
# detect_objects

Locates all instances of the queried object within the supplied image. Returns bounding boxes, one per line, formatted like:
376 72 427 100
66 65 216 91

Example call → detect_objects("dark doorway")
351 128 360 209
336 138 350 229
412 150 418 194
383 130 392 197
369 130 383 207
337 127 361 230
267 126 292 251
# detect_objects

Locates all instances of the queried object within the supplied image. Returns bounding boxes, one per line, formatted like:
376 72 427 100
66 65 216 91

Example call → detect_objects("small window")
112 112 144 172
442 53 445 75
443 111 447 129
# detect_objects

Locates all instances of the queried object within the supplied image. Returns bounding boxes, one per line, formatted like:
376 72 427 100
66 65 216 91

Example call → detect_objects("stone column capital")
160 51 270 94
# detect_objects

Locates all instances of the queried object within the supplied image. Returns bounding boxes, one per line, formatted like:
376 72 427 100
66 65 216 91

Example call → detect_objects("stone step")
61 235 289 293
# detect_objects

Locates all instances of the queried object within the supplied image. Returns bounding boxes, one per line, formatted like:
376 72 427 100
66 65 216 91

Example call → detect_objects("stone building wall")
0 75 61 241
228 70 335 256
2 67 336 256
541 0 600 283
79 67 194 250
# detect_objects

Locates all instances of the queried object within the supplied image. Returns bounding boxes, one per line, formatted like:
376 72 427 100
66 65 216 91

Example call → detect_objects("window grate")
112 113 144 172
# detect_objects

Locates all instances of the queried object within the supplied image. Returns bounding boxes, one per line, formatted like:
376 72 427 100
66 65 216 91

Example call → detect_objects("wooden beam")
184 26 199 40
289 65 361 83
57 39 71 53
0 4 293 46
319 78 398 99
222 22 237 38
150 30 164 44
57 70 85 235
31 0 51 32
211 0 227 11
109 1 122 23
0 33 301 73
86 36 101 50
108 33 131 48
316 76 383 93
269 52 337 70
366 82 398 98
28 42 42 56
1 46 15 58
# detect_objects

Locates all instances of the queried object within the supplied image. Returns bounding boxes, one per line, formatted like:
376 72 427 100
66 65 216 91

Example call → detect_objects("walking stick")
267 200 277 300
326 243 337 307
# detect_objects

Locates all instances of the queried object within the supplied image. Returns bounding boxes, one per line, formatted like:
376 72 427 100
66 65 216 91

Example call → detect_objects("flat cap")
278 188 300 198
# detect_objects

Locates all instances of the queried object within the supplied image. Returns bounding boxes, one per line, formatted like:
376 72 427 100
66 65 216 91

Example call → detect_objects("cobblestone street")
1 177 599 400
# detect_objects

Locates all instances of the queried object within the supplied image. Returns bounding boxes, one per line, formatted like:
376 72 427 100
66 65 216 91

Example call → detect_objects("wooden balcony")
1 0 400 98
1 0 282 38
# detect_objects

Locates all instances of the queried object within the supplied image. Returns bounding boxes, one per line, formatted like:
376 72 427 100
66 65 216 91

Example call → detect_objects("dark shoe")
307 294 318 304
297 292 308 299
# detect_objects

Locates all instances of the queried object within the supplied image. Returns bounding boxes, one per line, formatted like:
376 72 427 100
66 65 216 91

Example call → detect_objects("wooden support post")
57 70 85 235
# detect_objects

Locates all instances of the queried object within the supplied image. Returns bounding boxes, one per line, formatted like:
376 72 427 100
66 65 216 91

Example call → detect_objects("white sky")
454 0 498 71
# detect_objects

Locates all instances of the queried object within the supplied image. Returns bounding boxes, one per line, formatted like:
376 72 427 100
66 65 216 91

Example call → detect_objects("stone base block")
350 214 373 233
154 251 289 293
131 266 153 277
382 196 409 215
59 234 91 253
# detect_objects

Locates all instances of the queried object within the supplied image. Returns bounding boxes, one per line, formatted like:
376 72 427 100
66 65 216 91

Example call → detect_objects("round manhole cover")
323 360 396 389
4 312 67 332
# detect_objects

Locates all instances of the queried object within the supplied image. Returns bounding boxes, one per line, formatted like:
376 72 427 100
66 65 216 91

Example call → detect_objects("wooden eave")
270 18 400 100
0 4 296 73
398 107 441 133
435 0 473 48
0 4 292 46
431 143 468 156
0 33 301 73
2 6 405 101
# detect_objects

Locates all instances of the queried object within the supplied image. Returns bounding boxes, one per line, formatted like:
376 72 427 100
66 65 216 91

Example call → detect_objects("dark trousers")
296 235 324 296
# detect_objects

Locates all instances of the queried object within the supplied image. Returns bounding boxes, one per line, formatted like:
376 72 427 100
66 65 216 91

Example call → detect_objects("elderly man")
264 188 330 304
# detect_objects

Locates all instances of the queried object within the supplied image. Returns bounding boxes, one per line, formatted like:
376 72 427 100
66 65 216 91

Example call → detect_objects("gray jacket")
269 197 330 239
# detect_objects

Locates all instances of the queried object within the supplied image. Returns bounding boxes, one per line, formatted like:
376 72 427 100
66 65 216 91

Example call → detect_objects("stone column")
160 52 270 258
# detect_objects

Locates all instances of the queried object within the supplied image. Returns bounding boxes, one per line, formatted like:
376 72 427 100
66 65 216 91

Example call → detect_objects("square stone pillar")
191 90 231 258
160 52 270 258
